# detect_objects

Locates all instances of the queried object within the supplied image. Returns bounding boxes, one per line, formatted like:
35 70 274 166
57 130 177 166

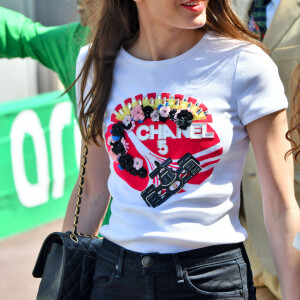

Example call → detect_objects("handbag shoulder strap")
70 117 101 241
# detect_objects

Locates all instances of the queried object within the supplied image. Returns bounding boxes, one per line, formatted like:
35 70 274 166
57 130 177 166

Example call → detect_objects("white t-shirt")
76 31 287 253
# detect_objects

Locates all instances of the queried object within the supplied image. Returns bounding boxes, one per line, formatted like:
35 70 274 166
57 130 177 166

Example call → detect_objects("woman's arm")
62 137 111 236
246 109 300 300
0 7 89 102
0 7 57 63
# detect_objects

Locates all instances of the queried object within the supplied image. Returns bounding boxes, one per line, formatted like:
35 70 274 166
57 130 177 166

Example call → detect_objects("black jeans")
91 239 256 300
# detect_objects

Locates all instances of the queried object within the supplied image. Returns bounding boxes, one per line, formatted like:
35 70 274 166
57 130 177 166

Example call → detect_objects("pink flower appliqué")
159 106 170 118
121 138 129 153
133 157 143 170
108 150 120 162
107 135 116 146
150 110 160 122
131 105 145 122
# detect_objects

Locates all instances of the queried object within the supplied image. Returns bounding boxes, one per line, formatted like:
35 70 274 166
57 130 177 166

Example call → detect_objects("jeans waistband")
99 238 245 274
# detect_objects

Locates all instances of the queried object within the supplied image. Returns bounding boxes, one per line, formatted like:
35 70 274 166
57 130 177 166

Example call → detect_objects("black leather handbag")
32 132 103 300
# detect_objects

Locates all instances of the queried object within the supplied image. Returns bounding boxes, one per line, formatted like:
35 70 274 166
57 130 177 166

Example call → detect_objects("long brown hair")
76 0 267 145
286 64 300 161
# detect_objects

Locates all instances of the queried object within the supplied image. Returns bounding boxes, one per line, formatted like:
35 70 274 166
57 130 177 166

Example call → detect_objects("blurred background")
0 1 81 299
0 0 79 101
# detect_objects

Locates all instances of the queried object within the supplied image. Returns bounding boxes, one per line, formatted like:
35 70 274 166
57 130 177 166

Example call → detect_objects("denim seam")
184 255 243 270
144 273 151 300
93 269 117 287
183 271 243 297
235 258 247 299
97 253 118 265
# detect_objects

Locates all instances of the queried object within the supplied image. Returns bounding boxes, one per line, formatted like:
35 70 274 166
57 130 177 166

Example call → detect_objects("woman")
63 0 300 299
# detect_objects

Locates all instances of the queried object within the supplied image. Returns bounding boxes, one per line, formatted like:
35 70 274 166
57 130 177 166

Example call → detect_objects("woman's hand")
246 109 300 300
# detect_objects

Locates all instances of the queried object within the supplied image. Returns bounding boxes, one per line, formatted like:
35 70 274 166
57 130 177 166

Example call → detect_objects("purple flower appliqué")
123 115 132 127
131 105 145 122
133 157 143 170
150 110 160 122
159 106 170 118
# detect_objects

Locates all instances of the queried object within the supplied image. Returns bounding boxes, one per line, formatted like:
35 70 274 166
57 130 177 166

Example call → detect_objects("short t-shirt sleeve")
234 46 288 126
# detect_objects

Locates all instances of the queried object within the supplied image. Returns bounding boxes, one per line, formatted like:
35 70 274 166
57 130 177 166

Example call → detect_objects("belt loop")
172 254 184 283
116 248 125 279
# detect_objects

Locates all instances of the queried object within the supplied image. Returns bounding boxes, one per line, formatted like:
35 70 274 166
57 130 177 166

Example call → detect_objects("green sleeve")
0 7 90 108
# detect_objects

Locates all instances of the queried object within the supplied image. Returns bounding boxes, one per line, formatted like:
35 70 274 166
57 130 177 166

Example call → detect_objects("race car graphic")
141 153 201 208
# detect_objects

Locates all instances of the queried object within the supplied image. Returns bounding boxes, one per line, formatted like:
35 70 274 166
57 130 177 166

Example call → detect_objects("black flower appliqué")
143 106 154 119
137 167 147 178
175 109 193 130
159 115 168 122
118 154 134 171
111 121 125 138
111 140 126 156
129 168 138 176
169 109 177 121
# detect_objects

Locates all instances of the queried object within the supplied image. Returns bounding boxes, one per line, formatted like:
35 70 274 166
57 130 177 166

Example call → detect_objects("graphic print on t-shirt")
105 93 223 208
141 153 202 207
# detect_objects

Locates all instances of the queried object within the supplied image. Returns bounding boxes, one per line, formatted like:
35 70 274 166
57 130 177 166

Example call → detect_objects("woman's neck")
126 26 206 61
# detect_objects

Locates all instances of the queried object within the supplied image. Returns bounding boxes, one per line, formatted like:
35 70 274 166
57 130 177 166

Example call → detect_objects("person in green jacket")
0 1 112 227
0 3 89 109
